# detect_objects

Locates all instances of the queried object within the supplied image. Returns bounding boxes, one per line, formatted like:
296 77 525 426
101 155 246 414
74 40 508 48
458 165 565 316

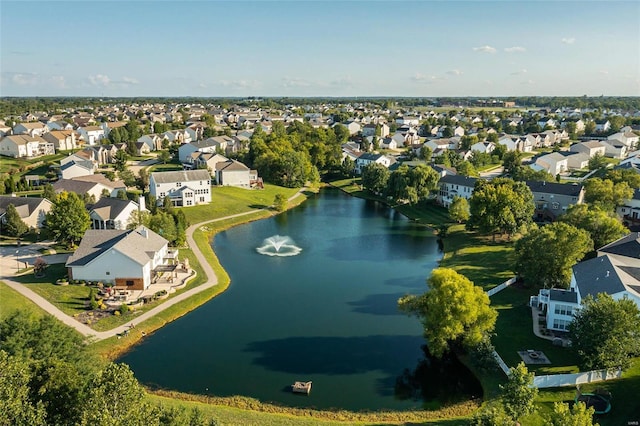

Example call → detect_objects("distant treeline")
1 96 639 117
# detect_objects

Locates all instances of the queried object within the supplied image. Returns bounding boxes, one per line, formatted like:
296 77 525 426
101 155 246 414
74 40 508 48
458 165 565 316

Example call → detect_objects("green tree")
514 222 593 288
398 268 497 358
274 193 287 212
456 160 479 177
158 150 171 164
340 157 355 177
79 363 159 426
469 178 534 239
119 169 136 187
605 168 640 189
546 401 598 426
584 178 633 212
449 196 470 223
137 168 149 191
419 145 432 162
569 293 640 371
469 402 512 426
42 183 56 201
499 362 538 422
0 351 47 426
361 163 390 195
148 211 177 244
114 149 128 172
565 121 578 139
45 191 91 248
502 150 523 176
560 204 628 249
3 203 28 237
588 152 607 170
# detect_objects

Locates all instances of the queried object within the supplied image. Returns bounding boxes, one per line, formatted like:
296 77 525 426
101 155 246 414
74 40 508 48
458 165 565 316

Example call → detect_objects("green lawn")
0 281 46 320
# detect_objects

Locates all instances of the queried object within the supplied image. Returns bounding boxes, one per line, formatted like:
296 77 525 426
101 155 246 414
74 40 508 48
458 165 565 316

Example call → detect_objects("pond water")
118 189 481 411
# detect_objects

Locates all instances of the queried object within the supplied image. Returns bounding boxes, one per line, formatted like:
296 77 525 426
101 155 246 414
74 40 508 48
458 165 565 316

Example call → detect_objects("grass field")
0 281 46 320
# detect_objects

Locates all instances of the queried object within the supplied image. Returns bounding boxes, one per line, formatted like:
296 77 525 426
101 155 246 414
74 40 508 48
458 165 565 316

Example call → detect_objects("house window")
554 304 573 316
160 192 165 197
553 319 571 331
200 197 205 202
186 200 193 206
106 271 110 275
126 280 134 286
156 184 160 187
552 202 559 210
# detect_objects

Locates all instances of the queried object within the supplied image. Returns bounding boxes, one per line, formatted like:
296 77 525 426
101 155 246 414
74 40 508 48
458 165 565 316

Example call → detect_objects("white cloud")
521 79 535 85
12 73 39 86
51 75 67 89
198 82 207 88
599 70 609 75
329 76 353 88
561 37 576 45
446 69 463 76
219 79 261 89
510 69 528 75
88 74 111 87
473 45 497 54
122 76 139 85
411 73 443 84
282 77 312 88
504 46 526 53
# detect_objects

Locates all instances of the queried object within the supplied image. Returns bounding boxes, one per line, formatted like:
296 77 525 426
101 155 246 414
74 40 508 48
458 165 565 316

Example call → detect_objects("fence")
486 277 517 297
533 368 622 389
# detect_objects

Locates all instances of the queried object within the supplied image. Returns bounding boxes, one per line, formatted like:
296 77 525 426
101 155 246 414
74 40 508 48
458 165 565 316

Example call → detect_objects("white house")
436 174 477 208
89 197 147 230
215 159 259 188
608 131 639 149
600 139 628 159
137 134 164 151
533 233 640 332
355 153 393 174
470 141 495 154
534 152 568 175
59 159 96 179
569 141 606 158
66 226 171 291
42 130 79 151
150 169 211 207
564 152 590 170
13 122 48 137
77 126 105 146
0 135 53 158
0 196 53 229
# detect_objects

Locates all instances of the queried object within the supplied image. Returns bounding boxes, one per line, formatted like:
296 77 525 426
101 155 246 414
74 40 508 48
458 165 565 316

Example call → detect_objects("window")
160 192 165 197
200 197 205 202
552 202 559 210
126 280 134 286
176 182 181 187
554 304 573 316
553 319 571 331
186 200 193 206
106 271 110 275
156 184 160 187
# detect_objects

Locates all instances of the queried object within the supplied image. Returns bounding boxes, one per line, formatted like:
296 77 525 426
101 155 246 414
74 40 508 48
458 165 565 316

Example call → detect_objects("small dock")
291 381 312 395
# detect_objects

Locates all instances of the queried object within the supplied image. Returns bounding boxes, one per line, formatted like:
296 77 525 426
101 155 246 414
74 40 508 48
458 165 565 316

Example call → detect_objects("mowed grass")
0 281 46 320
182 184 301 224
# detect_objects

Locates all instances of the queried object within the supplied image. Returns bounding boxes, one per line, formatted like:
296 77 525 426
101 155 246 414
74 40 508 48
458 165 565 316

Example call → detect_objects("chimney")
140 227 148 238
138 195 146 212
606 271 610 277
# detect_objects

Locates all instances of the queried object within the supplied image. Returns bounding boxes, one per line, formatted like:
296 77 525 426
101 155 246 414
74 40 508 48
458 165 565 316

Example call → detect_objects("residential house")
178 137 232 163
533 233 640 332
355 153 394 174
162 129 191 145
0 135 53 158
53 175 126 199
43 130 79 151
342 121 361 136
77 126 105 145
497 136 519 152
89 197 147 230
13 122 48 137
436 174 477 208
215 159 260 188
569 141 607 158
100 121 127 136
563 152 590 170
453 126 465 137
600 139 628 159
185 124 205 141
189 153 228 173
537 117 556 129
46 121 74 132
361 123 389 138
534 152 568 176
526 180 584 221
470 141 495 154
617 188 640 229
137 134 164 152
608 131 639 149
66 226 172 291
0 195 53 229
149 169 211 207
595 120 611 133
59 158 96 179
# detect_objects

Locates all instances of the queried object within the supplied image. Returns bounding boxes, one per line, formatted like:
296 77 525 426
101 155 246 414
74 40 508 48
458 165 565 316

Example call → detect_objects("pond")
118 189 481 411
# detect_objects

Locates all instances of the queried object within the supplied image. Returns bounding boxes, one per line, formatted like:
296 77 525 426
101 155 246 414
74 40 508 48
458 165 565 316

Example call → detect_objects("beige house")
43 130 79 151
215 160 260 188
0 195 53 229
0 135 54 158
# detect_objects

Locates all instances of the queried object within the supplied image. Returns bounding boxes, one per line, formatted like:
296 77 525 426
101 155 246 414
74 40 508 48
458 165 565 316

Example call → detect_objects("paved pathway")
0 189 306 341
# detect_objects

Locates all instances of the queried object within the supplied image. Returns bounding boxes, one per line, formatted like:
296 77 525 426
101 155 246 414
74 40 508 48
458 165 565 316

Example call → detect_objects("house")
189 153 228 173
355 153 393 174
563 152 590 170
162 129 191 145
0 195 53 229
215 159 260 188
149 169 211 207
43 130 79 151
608 131 639 149
339 121 361 136
178 137 232 163
470 141 495 154
525 180 584 221
137 134 164 151
100 121 127 136
89 197 147 230
0 135 54 158
617 188 640 229
533 233 640 332
46 121 74 132
534 152 568 176
77 126 106 145
66 226 173 291
13 122 48 137
380 137 398 150
537 117 556 129
361 123 390 138
59 158 96 179
436 174 477 208
53 175 126 199
595 120 611 133
569 141 606 158
498 136 518 152
600 139 628 159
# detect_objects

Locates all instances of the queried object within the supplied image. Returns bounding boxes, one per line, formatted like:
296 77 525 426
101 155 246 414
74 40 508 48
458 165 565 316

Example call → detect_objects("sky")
1 0 639 97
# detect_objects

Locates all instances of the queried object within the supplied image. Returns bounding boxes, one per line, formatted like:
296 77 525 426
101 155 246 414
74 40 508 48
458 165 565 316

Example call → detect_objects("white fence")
492 350 511 375
533 368 622 388
486 277 517 297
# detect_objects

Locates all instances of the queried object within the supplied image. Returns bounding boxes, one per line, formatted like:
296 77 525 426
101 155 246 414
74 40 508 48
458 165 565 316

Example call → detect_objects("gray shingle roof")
549 288 578 303
150 169 210 184
0 196 49 217
598 233 640 257
525 180 583 197
439 174 478 187
89 198 137 221
572 255 626 298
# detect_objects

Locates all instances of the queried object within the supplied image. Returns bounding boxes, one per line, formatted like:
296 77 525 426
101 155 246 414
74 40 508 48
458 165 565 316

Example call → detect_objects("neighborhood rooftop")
150 169 211 183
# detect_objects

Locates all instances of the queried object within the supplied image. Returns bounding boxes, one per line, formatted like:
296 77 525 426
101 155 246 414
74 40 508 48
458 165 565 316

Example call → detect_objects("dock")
291 381 312 395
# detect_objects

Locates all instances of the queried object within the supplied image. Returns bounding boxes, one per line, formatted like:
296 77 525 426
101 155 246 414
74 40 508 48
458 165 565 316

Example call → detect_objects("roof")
150 169 210 184
16 122 45 129
572 255 627 298
66 226 167 268
53 179 102 194
525 180 583 196
90 197 141 221
72 174 125 189
217 159 249 172
0 196 50 217
598 232 640 258
1 135 45 145
549 288 578 304
439 174 478 187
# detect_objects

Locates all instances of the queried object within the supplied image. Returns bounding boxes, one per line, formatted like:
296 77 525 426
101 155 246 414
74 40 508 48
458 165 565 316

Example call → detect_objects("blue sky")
1 1 638 97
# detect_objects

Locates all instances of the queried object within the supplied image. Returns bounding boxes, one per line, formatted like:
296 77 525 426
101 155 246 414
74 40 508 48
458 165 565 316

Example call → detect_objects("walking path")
0 189 307 341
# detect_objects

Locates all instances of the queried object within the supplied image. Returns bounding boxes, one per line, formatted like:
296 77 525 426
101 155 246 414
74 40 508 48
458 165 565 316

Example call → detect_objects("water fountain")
256 235 302 257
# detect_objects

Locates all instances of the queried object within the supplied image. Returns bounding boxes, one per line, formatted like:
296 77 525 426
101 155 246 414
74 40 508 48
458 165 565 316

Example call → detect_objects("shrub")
119 304 129 315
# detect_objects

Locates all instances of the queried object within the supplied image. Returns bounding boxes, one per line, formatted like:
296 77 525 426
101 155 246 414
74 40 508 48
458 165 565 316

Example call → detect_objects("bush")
119 304 129 315
114 310 120 316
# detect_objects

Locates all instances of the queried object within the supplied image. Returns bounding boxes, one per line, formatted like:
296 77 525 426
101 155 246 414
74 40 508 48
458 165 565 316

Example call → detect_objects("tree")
42 183 56 202
148 211 177 243
274 193 287 212
3 203 28 237
502 150 523 176
605 168 640 189
584 178 633 212
588 152 607 170
500 362 538 422
127 210 151 230
560 204 628 249
119 169 136 187
114 149 128 172
79 363 159 426
340 157 355 177
569 293 640 371
469 402 512 426
419 145 432 162
158 150 171 164
361 163 390 195
0 351 47 426
449 196 470 223
546 401 598 426
468 178 534 239
514 222 593 288
398 268 497 358
456 160 479 177
45 191 91 248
